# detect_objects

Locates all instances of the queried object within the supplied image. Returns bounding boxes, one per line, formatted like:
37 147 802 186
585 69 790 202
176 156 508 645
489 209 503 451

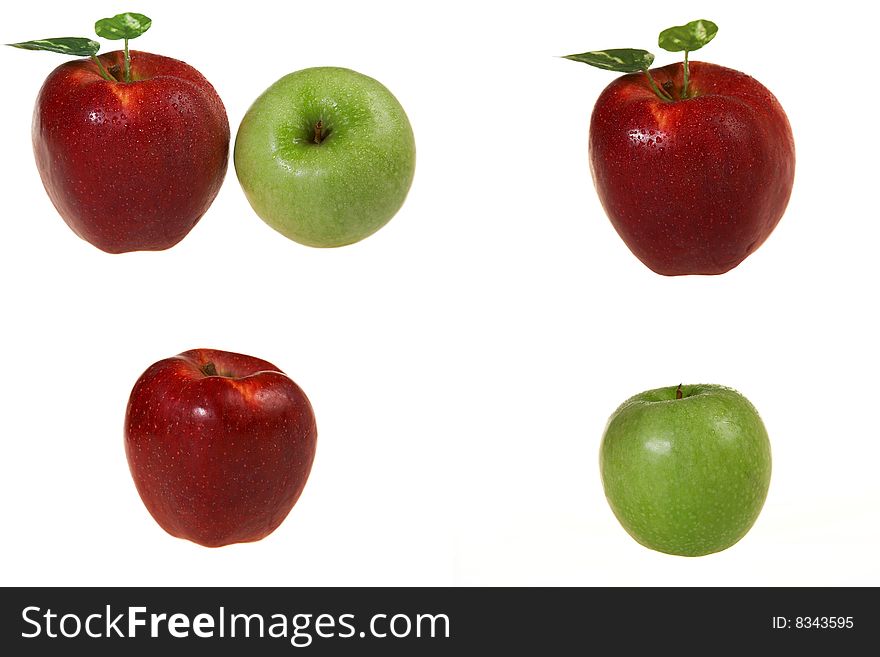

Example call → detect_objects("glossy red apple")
32 50 229 253
589 61 795 275
124 349 317 547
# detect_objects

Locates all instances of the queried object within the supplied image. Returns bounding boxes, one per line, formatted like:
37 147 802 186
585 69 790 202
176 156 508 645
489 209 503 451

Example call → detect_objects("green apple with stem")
234 67 416 247
600 384 772 556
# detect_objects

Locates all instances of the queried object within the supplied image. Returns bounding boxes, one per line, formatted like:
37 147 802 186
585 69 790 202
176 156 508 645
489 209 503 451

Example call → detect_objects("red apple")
589 61 795 275
32 50 229 253
124 349 317 547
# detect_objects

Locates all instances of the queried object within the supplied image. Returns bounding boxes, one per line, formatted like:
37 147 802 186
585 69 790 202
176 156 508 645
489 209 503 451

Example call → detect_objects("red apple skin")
589 62 795 275
33 51 229 253
124 349 317 547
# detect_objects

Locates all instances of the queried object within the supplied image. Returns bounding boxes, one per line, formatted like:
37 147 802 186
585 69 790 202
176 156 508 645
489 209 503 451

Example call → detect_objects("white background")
1 0 877 587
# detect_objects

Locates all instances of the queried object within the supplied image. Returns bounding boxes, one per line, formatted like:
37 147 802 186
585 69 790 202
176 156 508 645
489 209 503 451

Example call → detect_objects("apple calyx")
8 12 152 84
562 19 718 102
313 120 327 145
200 361 245 379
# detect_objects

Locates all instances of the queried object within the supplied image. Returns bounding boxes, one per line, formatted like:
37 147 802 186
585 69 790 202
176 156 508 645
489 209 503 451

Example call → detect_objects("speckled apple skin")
590 62 795 275
600 384 771 556
124 349 317 547
33 51 230 253
234 67 416 247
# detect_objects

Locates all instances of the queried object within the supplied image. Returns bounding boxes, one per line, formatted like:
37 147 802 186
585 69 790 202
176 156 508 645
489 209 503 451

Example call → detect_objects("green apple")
600 384 771 556
234 66 416 247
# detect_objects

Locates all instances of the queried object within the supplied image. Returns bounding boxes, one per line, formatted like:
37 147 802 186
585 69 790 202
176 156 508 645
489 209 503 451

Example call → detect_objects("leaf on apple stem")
563 49 675 102
8 36 117 81
658 19 717 100
7 37 100 57
562 20 718 102
562 49 655 73
94 13 152 41
658 19 718 53
95 12 151 83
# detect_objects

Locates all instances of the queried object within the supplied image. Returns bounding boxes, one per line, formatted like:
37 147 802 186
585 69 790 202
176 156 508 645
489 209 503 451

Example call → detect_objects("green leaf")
563 49 655 73
7 37 100 57
95 12 152 40
658 19 718 53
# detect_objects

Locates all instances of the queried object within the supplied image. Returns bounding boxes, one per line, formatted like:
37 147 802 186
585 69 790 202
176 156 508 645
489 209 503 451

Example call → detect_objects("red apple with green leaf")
565 20 795 275
124 349 317 547
9 12 229 253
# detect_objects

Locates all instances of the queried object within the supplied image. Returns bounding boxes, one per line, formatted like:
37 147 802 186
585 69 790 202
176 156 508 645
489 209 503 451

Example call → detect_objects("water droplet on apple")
628 129 667 150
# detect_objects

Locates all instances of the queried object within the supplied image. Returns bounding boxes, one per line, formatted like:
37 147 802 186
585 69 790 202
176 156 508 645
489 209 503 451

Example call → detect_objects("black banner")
1 587 874 654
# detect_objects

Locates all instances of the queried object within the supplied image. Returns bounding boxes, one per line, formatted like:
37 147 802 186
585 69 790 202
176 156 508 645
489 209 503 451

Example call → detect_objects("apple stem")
314 120 325 144
642 68 673 102
676 384 683 400
202 362 218 377
123 38 131 83
90 55 117 82
681 50 690 99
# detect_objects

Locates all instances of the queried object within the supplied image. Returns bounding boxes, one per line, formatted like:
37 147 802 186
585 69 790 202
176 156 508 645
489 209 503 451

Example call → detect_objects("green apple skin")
234 67 416 247
600 384 771 557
